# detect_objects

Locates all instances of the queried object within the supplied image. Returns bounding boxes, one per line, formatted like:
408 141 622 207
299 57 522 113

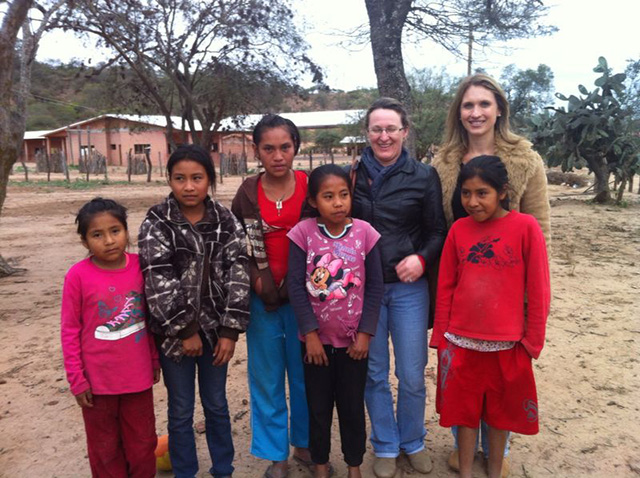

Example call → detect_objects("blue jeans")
159 334 234 478
247 295 309 461
365 279 429 457
451 423 511 458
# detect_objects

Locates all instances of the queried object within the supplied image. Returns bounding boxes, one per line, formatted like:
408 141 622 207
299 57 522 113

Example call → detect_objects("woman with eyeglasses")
349 97 446 478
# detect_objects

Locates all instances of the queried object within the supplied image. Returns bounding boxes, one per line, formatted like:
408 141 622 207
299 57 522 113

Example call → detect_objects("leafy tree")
408 68 458 161
530 57 639 204
63 0 321 151
363 0 555 115
314 130 343 162
1 0 64 277
500 63 554 131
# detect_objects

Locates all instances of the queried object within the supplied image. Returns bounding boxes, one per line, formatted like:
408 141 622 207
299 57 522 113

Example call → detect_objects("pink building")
21 110 364 168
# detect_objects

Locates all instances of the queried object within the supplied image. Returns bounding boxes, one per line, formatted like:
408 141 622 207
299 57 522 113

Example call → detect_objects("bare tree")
64 0 322 151
1 0 64 277
364 0 556 116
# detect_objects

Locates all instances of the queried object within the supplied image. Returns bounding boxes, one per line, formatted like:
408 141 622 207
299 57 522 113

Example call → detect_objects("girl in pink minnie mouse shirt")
287 164 383 478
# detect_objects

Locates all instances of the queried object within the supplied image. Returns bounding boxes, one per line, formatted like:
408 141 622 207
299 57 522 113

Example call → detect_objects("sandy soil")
0 168 639 478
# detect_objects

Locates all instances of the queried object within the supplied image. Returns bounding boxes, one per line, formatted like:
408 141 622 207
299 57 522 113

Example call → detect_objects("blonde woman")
432 73 551 478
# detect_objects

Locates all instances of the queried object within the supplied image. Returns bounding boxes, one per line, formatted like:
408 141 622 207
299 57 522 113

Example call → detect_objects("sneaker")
372 457 397 478
94 293 145 340
448 450 460 471
406 449 433 474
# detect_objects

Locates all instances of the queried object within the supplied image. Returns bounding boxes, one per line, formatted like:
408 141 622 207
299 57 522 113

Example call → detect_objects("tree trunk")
0 0 33 216
144 149 152 183
587 156 610 203
616 177 627 205
365 0 415 157
365 0 412 105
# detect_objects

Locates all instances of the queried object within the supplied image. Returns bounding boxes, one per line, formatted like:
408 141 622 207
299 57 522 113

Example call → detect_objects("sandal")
292 453 334 477
264 461 289 478
292 454 314 471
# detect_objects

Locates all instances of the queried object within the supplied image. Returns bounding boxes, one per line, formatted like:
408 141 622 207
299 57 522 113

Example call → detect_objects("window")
134 144 151 154
80 145 96 159
111 144 117 150
211 142 219 152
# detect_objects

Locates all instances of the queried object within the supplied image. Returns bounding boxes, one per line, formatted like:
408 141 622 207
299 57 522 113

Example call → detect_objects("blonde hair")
441 74 523 157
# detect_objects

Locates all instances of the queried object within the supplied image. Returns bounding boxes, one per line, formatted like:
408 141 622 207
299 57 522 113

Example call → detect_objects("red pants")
436 341 539 435
81 388 157 478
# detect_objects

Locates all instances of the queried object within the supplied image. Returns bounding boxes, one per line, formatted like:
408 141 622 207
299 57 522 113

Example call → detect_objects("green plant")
530 57 640 204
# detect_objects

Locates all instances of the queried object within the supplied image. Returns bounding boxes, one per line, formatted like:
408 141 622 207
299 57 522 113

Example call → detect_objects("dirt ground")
0 167 639 478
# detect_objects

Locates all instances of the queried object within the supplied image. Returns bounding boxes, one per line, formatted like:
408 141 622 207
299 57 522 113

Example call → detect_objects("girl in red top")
231 115 311 478
430 156 550 478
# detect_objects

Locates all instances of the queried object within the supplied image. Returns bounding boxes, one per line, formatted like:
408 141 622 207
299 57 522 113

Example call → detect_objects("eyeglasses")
367 126 405 136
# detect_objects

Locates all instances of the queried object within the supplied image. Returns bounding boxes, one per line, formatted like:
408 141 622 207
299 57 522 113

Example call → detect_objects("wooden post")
144 147 152 182
21 143 29 182
127 148 132 183
118 144 123 166
45 152 51 182
62 151 70 183
67 128 75 166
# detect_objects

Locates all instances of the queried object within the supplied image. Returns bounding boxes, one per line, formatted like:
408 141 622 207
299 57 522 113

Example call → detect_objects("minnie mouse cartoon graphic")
306 252 361 302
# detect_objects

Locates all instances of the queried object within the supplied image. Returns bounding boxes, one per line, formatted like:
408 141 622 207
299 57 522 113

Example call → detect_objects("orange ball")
154 435 171 471
155 434 169 457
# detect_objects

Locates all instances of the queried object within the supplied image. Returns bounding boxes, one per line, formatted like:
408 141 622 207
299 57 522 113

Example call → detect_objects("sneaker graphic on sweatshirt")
94 292 145 341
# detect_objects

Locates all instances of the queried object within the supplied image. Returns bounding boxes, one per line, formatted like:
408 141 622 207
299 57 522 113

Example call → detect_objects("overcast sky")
36 0 638 101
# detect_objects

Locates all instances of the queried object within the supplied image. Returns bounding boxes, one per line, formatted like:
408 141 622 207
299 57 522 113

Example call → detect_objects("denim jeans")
451 423 511 458
247 294 309 461
159 333 234 478
365 278 429 457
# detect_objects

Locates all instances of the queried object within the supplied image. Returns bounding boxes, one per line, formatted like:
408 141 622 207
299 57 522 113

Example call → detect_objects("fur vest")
431 137 551 245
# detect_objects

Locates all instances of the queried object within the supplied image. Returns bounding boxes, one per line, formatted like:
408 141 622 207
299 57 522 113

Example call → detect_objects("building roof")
23 130 53 140
340 136 366 144
32 110 366 137
219 110 365 131
43 114 200 136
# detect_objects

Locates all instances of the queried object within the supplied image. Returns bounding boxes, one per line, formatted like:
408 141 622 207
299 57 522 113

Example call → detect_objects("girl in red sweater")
430 155 550 478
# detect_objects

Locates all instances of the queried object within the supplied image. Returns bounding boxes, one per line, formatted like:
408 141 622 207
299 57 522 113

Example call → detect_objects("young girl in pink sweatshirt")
61 197 160 478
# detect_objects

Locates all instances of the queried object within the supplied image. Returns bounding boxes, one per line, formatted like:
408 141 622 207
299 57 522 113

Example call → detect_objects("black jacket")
349 148 446 283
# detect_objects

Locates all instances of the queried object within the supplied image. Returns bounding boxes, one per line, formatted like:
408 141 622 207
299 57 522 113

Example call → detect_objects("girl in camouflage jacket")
139 144 249 478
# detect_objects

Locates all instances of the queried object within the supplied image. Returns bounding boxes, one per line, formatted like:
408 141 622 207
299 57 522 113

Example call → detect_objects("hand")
213 337 236 366
304 331 329 366
182 334 203 357
153 368 161 384
75 389 94 408
347 332 371 360
395 254 424 283
253 276 263 295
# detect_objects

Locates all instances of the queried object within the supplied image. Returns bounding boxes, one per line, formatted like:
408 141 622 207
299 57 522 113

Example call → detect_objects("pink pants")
82 388 157 478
